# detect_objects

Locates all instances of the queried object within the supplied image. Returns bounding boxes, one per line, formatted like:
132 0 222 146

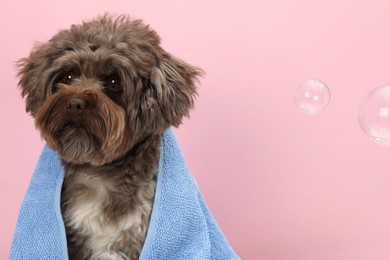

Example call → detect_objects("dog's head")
18 15 202 166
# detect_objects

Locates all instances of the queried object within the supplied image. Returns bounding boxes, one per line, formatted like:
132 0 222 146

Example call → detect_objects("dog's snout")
66 98 87 115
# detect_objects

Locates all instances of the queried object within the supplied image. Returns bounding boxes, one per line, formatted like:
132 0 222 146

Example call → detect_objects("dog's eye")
58 72 74 85
105 76 122 92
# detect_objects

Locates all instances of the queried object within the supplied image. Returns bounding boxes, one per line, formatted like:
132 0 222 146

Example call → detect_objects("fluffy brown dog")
18 14 202 259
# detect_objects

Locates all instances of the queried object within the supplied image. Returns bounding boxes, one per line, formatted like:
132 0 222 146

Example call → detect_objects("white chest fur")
62 171 155 256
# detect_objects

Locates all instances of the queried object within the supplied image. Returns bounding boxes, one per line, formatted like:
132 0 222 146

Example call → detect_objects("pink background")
2 0 390 259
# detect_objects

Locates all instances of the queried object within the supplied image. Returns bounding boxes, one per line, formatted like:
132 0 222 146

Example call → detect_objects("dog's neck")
64 132 161 166
60 133 162 259
61 133 162 215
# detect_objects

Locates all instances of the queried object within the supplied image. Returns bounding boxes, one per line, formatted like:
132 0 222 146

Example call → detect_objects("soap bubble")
359 85 390 146
293 79 331 115
90 250 130 260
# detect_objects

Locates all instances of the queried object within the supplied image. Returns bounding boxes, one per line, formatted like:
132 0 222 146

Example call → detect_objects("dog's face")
18 15 202 166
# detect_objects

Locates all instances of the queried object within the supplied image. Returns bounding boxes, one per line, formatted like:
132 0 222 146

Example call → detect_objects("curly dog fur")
18 14 202 259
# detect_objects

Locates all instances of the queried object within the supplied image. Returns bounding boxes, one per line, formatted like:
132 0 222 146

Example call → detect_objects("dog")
17 14 202 259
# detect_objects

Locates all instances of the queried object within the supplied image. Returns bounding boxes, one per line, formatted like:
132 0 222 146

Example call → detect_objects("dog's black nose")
66 98 87 115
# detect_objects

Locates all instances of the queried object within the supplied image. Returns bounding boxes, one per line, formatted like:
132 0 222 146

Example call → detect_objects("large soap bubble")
359 85 390 146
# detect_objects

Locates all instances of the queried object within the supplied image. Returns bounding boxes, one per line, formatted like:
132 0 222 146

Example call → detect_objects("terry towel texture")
10 128 239 260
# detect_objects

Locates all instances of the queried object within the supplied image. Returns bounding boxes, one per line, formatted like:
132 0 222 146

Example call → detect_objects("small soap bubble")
293 79 331 115
359 85 390 146
90 250 130 260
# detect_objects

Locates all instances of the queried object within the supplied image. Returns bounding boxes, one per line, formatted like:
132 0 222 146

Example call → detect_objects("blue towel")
10 128 239 260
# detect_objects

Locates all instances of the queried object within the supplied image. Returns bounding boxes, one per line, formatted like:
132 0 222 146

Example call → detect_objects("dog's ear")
149 52 203 127
17 43 57 116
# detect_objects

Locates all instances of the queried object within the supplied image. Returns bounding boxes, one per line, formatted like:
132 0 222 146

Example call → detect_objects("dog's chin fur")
18 14 202 259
